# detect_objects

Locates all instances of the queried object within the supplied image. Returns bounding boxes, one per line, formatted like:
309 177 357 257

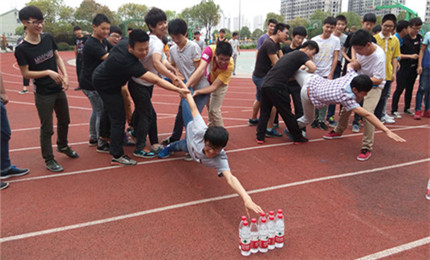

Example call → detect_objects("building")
348 0 406 17
281 0 342 23
0 8 20 36
425 0 430 23
253 15 264 31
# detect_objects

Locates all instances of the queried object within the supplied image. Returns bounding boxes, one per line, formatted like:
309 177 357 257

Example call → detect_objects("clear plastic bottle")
276 209 283 219
238 216 247 249
250 218 259 254
267 215 276 250
275 213 285 248
240 220 251 256
257 211 266 226
259 217 269 253
426 179 430 200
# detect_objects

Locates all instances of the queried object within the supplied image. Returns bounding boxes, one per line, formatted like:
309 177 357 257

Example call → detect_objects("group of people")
1 5 426 215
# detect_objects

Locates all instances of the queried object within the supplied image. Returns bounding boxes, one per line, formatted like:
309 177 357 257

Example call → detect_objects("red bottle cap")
277 209 283 214
251 218 257 223
269 215 275 220
269 211 275 216
277 214 284 219
260 212 266 217
243 220 249 226
261 217 267 223
241 216 247 221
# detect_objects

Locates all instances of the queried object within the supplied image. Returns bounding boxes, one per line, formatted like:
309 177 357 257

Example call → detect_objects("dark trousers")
23 78 29 86
1 101 11 172
286 81 303 119
374 80 392 119
256 86 302 141
128 80 158 151
392 68 418 113
34 91 70 162
95 86 125 158
76 54 83 82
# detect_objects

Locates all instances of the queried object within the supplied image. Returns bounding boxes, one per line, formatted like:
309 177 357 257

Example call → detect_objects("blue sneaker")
133 150 156 159
283 128 294 141
352 124 360 133
158 145 172 159
265 129 283 138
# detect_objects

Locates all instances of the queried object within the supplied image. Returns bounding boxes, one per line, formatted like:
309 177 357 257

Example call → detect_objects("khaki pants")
334 87 382 151
208 85 228 127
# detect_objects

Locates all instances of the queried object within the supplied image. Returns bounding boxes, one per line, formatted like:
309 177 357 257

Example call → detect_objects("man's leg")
297 84 314 129
233 53 238 75
256 88 273 141
391 69 407 114
250 75 263 123
208 85 228 127
34 93 56 162
1 101 11 173
53 91 71 149
374 81 391 119
404 70 418 113
287 82 303 118
361 87 382 151
333 107 353 135
82 89 106 147
128 80 152 151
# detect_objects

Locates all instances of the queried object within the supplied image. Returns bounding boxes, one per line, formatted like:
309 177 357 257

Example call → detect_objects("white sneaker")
384 114 394 120
381 115 395 124
392 112 402 119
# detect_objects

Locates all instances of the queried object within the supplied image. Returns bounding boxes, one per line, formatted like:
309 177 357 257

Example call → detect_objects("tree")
288 17 310 29
74 0 115 31
338 11 362 31
265 12 285 26
116 3 147 29
165 10 178 22
239 26 251 40
397 11 406 21
191 0 222 41
307 9 332 38
251 28 263 40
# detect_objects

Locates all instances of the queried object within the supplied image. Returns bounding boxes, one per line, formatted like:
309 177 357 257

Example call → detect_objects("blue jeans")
1 101 11 173
415 67 430 111
252 75 265 102
82 89 105 146
169 96 195 153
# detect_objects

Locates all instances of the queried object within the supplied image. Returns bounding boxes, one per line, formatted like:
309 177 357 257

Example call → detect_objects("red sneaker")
413 111 422 120
256 139 264 145
323 130 342 140
357 149 371 161
423 110 430 118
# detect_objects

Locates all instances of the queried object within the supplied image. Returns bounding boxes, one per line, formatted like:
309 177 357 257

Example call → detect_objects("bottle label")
250 239 259 249
275 235 284 243
240 241 251 252
268 236 275 245
426 188 430 196
260 239 269 248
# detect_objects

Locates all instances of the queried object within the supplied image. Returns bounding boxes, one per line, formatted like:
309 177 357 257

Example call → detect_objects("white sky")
1 0 427 23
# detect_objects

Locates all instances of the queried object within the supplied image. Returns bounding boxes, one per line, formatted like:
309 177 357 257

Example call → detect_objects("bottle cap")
241 216 247 221
251 218 257 223
260 212 266 217
269 210 275 216
277 209 283 214
277 213 284 219
261 217 267 223
269 215 275 220
243 220 249 226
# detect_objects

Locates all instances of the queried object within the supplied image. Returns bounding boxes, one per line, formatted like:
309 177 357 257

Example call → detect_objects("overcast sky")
1 0 427 23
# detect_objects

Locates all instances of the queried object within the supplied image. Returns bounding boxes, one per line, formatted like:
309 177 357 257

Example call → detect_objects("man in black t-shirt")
256 41 318 144
14 6 78 172
73 25 87 90
93 29 190 166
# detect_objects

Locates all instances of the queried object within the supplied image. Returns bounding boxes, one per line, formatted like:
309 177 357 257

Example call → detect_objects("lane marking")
1 158 429 243
356 236 430 260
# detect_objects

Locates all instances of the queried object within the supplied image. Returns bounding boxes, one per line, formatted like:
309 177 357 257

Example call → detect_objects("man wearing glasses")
14 6 78 172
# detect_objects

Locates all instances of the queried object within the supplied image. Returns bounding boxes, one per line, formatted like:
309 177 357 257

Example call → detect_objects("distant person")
73 25 88 90
229 32 240 75
257 19 277 50
414 31 430 119
215 28 228 44
372 24 381 35
193 31 206 50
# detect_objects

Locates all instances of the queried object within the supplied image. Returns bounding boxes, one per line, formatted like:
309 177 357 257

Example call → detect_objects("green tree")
239 26 251 39
338 11 362 30
74 0 115 31
251 28 263 40
307 9 332 38
165 10 178 22
288 17 310 29
397 11 406 21
186 0 222 41
116 3 147 29
265 12 285 26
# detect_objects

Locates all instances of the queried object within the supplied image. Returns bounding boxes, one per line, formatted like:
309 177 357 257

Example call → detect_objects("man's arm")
54 50 69 90
417 44 427 75
268 53 279 66
74 45 77 57
222 170 263 215
352 106 406 142
140 71 189 98
184 92 199 118
0 73 9 105
304 60 317 73
193 78 224 96
341 46 351 62
327 50 339 79
185 59 207 89
152 52 186 89
391 57 398 82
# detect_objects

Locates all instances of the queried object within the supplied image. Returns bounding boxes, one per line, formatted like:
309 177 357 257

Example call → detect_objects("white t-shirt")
356 43 386 88
230 39 239 55
311 34 341 77
132 34 164 86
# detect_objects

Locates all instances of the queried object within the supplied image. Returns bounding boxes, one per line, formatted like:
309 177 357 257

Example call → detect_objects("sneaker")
318 121 328 130
96 143 110 153
310 119 318 128
265 129 282 138
352 124 360 133
423 110 430 118
111 155 137 166
256 139 264 145
381 115 395 124
184 153 193 161
301 127 307 138
323 130 342 140
57 146 79 158
273 123 279 129
158 145 172 159
327 117 338 128
0 182 9 190
404 109 414 116
248 118 259 126
89 138 98 147
392 111 402 119
357 149 371 161
1 166 30 179
151 146 163 154
413 111 422 120
19 89 28 94
127 129 136 142
123 133 136 146
293 136 309 144
133 150 156 159
46 159 64 172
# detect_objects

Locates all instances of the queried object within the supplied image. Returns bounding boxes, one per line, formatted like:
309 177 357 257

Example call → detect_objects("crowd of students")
1 5 428 214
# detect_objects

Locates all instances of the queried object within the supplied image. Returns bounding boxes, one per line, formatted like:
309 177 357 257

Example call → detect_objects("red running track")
1 51 429 259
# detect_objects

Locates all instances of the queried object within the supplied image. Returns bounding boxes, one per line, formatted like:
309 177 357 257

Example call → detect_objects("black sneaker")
265 129 283 138
111 155 137 166
248 118 259 126
89 138 98 147
161 137 178 146
293 136 309 144
0 165 30 179
57 146 79 158
97 143 110 153
123 133 136 146
1 182 9 190
318 121 328 131
311 119 319 128
46 159 64 172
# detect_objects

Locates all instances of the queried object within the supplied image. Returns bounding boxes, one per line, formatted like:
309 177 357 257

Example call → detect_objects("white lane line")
12 123 89 133
9 100 91 110
1 158 429 243
356 236 430 260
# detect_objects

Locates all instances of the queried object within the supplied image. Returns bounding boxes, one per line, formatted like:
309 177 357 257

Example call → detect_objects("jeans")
374 81 392 119
415 67 430 111
82 89 105 143
34 91 70 162
1 101 11 172
169 96 194 153
252 75 264 102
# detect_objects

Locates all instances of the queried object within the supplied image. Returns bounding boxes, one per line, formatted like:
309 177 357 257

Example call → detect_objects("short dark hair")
194 31 201 35
232 32 238 37
372 24 381 34
220 28 226 33
73 25 81 32
110 25 122 35
292 26 307 37
268 19 278 25
145 7 166 32
396 20 409 33
204 126 229 148
215 41 233 57
128 27 133 31
408 17 423 27
323 17 337 26
129 29 149 48
300 40 319 54
350 29 372 46
363 13 377 23
93 14 110 26
336 15 347 24
273 23 289 35
168 18 187 36
161 35 168 45
382 13 397 25
19 5 43 21
350 74 373 93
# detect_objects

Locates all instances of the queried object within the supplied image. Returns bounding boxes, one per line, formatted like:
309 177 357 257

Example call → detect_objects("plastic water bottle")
259 217 269 253
426 179 430 200
276 209 283 219
239 220 251 256
268 210 275 218
267 215 276 250
250 218 259 254
257 211 266 226
238 216 247 249
275 213 285 248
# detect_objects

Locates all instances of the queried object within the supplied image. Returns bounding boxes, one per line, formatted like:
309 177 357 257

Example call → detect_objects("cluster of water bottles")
238 209 285 256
